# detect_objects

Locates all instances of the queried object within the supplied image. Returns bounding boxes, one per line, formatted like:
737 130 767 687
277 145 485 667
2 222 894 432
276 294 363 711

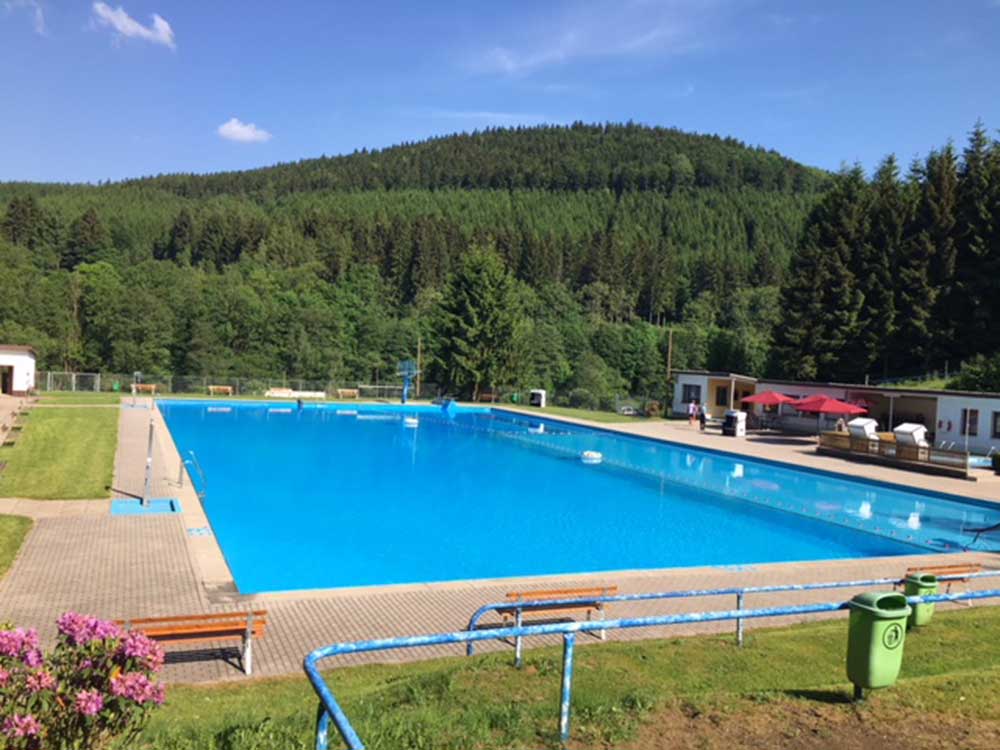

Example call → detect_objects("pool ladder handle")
179 450 208 501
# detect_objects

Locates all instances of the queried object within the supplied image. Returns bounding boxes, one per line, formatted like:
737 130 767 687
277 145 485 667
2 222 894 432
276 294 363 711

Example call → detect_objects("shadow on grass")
782 688 854 705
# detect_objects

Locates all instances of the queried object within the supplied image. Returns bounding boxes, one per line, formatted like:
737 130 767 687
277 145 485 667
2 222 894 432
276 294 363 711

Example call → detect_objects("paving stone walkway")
0 401 998 685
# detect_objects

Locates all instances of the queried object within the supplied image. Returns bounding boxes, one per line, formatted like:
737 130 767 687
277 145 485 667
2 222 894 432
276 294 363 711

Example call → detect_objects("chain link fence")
36 371 444 400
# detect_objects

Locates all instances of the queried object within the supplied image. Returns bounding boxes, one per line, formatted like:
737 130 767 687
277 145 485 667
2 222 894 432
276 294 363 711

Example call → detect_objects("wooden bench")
117 611 267 675
208 385 234 396
336 388 360 399
131 383 158 395
498 586 618 666
898 564 984 605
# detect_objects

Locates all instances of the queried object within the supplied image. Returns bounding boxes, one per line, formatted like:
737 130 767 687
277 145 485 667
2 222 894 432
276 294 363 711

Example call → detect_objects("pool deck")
0 401 998 685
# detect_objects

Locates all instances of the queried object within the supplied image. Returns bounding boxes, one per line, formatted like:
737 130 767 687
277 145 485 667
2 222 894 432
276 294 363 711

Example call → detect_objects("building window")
960 408 979 437
993 411 1000 440
716 386 729 407
682 384 701 404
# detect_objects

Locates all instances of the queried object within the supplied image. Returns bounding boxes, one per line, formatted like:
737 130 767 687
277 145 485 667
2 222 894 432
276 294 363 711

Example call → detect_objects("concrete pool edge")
142 399 1000 603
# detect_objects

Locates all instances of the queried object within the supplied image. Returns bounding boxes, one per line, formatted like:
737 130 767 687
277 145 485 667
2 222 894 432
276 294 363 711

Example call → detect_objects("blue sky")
2 1 1000 183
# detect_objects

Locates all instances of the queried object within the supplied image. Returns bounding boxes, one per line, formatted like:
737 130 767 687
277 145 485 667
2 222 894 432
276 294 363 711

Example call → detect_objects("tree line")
774 122 1000 384
0 121 996 403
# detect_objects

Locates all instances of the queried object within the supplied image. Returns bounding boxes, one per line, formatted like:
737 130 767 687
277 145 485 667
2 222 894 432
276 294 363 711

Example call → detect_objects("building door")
0 366 11 395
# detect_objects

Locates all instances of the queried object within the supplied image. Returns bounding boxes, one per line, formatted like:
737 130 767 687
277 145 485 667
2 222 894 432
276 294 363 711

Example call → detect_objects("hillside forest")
1 122 998 403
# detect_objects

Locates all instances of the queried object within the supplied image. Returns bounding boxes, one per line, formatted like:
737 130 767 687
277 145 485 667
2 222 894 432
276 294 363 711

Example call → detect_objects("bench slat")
119 610 267 626
505 586 617 602
139 623 266 640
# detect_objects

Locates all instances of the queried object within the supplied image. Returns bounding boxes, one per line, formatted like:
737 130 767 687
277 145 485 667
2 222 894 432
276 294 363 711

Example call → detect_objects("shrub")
644 400 661 418
0 613 166 749
567 388 599 411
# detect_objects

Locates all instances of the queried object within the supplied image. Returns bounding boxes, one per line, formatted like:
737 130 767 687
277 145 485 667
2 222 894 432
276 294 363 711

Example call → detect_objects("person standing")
688 399 697 425
699 402 708 431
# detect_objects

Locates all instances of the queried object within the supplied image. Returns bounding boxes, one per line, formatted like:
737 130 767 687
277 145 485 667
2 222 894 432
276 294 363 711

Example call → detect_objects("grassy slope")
39 392 123 404
531 405 645 423
0 408 118 498
0 514 31 577
142 607 1000 749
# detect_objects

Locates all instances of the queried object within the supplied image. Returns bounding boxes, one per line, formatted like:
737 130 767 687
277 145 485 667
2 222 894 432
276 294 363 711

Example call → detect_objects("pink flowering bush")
0 613 166 749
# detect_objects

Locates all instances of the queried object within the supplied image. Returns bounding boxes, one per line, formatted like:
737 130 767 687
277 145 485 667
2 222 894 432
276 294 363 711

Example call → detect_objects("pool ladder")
181 450 208 502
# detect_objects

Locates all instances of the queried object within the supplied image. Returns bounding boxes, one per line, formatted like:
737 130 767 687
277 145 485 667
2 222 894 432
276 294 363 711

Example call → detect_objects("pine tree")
920 145 959 363
891 160 937 371
433 246 524 399
859 155 906 377
952 122 996 357
62 208 109 270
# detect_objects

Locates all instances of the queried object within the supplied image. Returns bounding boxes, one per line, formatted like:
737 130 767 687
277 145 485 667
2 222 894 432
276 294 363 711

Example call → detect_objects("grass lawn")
0 514 31 578
141 606 1000 749
39 391 123 405
527 405 646 423
0 408 118 498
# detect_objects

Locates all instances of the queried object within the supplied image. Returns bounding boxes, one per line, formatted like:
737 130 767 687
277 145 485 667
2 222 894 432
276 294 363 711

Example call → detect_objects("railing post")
559 633 576 747
514 608 524 668
736 592 744 647
315 702 331 750
177 456 185 488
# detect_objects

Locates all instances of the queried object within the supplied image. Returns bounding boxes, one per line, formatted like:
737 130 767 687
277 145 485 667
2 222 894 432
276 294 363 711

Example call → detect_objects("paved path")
0 402 998 685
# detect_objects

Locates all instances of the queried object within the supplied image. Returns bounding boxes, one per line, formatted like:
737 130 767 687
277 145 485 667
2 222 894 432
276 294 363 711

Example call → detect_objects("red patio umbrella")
794 396 867 415
741 390 796 407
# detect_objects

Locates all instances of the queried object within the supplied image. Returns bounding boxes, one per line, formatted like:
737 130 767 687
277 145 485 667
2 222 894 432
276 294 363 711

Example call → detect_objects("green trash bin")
904 573 938 628
846 591 911 700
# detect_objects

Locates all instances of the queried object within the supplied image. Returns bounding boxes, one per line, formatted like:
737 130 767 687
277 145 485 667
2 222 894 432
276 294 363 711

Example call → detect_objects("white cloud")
473 0 718 75
4 0 46 35
217 117 273 144
91 2 175 49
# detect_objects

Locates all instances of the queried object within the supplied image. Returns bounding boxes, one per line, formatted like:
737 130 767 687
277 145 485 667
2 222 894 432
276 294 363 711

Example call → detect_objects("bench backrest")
905 564 983 577
505 586 618 603
117 611 268 639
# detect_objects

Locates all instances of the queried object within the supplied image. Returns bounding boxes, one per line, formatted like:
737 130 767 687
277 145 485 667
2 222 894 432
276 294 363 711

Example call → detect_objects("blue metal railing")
465 570 1000 662
305 588 1000 750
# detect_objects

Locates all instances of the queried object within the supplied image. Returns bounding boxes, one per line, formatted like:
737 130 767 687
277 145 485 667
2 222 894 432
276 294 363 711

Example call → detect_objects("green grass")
0 408 118 498
140 606 1000 749
39 391 123 404
0 514 31 577
528 405 646 423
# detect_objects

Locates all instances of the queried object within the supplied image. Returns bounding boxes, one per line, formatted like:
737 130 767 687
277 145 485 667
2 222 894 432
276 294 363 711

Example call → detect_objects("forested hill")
113 123 829 199
0 122 833 403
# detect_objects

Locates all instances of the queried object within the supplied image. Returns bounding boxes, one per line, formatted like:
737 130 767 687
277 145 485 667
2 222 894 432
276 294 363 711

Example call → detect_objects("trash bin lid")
904 573 938 586
848 591 912 618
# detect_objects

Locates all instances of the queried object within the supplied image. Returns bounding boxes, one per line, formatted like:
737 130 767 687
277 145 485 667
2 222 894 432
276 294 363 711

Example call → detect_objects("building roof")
672 369 757 381
757 377 1000 401
0 345 36 357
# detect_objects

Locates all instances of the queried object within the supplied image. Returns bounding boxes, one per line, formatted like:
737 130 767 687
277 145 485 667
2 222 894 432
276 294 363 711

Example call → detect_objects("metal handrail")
464 570 1000 659
184 450 207 500
305 588 1000 750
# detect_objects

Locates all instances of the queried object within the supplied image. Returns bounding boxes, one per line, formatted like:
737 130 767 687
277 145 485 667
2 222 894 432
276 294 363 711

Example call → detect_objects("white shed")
0 345 37 397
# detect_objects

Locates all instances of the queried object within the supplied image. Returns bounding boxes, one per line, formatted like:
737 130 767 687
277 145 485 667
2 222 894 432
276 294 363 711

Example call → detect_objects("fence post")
71 372 77 392
736 592 745 647
95 373 101 392
559 633 576 746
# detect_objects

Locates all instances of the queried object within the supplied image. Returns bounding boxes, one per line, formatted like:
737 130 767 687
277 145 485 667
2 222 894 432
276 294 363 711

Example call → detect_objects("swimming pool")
158 401 1000 593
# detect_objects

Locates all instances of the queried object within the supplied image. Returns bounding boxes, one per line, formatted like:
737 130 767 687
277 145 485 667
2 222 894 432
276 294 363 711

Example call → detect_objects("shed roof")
0 345 37 357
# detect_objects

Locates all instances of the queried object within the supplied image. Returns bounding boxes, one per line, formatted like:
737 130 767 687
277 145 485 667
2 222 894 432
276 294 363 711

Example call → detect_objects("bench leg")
242 636 253 676
598 607 606 641
514 610 524 669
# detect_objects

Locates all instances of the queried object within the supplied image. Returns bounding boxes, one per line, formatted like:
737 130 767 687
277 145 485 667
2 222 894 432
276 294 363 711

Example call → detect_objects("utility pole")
416 336 422 398
666 327 674 381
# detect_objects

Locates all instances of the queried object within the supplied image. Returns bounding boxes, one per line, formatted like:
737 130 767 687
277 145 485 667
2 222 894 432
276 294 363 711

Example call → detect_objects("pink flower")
2 714 41 738
0 628 39 659
110 672 164 705
57 612 122 646
75 689 105 717
25 669 56 693
119 631 164 671
0 667 9 686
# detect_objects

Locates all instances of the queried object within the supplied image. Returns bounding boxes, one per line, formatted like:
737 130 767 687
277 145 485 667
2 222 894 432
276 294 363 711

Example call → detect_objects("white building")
0 345 36 397
672 370 1000 456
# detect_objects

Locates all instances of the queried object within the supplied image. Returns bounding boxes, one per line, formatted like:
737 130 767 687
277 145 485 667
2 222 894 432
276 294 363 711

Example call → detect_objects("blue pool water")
158 402 1000 594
